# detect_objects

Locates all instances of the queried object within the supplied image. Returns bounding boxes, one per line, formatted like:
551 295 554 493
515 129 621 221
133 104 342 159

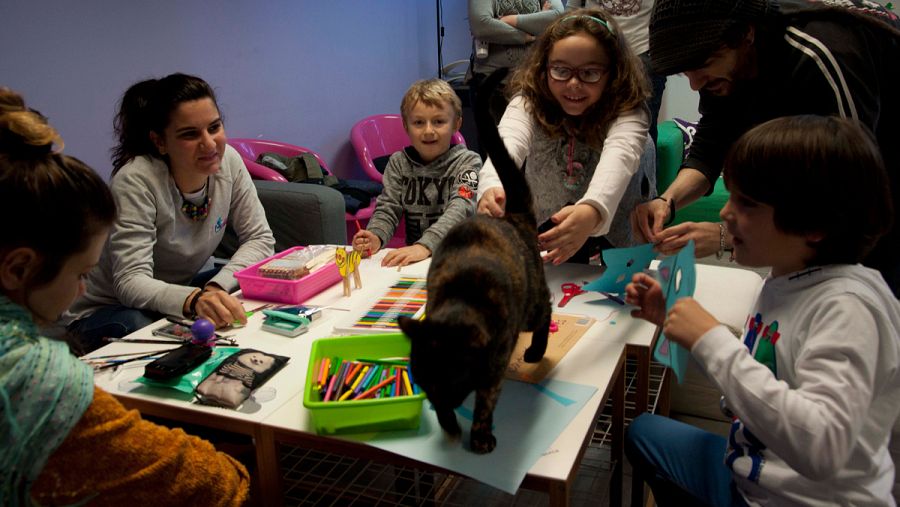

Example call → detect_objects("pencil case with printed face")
195 349 289 408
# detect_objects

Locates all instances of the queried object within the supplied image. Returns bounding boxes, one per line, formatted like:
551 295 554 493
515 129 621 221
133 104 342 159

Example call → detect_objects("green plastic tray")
303 333 426 435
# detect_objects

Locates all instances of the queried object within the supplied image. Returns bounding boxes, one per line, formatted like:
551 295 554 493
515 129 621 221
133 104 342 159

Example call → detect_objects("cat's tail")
474 68 535 218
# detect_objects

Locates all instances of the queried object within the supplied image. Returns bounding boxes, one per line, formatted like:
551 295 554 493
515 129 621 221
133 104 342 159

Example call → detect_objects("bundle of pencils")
83 349 171 371
314 357 419 402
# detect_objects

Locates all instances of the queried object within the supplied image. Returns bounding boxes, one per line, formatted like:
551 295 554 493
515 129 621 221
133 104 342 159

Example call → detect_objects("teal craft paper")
582 243 656 294
652 241 697 383
340 378 597 494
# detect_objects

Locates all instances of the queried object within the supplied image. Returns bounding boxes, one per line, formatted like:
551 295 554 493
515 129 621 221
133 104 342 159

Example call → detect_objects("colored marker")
406 366 419 394
401 368 413 396
349 365 369 392
363 364 382 393
332 361 351 401
353 375 397 400
356 357 410 366
317 357 330 389
393 368 401 397
323 367 339 402
344 362 363 387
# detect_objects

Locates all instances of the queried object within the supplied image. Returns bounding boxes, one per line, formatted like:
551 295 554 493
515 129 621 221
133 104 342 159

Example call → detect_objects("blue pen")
406 366 420 394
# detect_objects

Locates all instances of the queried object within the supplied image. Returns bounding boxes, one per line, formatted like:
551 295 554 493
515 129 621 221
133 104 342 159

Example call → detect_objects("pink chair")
349 115 466 248
228 138 375 242
349 114 466 184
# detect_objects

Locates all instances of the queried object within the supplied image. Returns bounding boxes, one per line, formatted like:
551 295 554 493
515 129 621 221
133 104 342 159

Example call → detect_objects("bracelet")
717 222 736 262
652 196 677 226
717 222 727 260
188 290 203 318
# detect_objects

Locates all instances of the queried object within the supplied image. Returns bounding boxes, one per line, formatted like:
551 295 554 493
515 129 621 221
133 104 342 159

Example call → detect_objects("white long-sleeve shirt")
477 95 650 245
692 264 900 506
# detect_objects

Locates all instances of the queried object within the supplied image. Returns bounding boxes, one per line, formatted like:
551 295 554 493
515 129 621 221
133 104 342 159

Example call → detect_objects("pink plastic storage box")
234 246 341 304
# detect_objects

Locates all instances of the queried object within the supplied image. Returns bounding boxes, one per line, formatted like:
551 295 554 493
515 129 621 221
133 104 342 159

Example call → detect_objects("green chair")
656 120 729 225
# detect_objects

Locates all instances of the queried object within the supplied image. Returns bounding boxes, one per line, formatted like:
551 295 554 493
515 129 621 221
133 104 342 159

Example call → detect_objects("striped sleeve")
784 25 859 120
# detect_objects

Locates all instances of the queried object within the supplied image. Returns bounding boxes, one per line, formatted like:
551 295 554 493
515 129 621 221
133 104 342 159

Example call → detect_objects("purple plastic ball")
190 318 216 344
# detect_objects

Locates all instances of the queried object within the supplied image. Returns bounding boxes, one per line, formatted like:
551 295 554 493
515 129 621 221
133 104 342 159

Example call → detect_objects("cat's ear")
398 316 423 338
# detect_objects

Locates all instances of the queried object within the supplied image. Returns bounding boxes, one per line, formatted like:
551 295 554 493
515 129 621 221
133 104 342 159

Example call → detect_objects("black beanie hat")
650 0 771 76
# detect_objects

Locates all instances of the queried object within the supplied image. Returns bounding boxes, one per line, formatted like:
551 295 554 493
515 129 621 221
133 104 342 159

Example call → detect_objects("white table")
90 252 765 506
250 252 634 506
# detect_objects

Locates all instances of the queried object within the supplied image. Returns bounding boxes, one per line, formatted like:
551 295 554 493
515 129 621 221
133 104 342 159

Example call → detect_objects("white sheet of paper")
338 378 597 494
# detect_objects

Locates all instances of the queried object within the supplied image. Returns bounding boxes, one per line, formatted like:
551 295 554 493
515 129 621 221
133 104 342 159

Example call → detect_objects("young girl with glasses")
477 8 654 264
0 88 249 506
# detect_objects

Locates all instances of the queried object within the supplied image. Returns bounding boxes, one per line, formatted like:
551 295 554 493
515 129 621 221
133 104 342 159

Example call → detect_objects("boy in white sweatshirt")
624 115 900 506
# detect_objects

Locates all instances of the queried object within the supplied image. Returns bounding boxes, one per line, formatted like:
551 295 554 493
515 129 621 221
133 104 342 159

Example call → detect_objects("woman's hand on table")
195 286 247 328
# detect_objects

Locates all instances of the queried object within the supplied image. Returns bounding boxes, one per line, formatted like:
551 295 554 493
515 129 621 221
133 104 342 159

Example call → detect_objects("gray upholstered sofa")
216 180 346 257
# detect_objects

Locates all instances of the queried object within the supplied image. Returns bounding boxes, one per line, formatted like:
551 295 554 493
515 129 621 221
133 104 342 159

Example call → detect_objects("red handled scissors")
558 283 587 307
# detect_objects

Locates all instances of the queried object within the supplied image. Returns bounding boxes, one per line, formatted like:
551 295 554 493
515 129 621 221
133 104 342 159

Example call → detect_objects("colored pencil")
406 365 420 394
401 368 413 396
352 375 397 400
317 357 329 389
362 364 382 394
344 362 362 387
356 357 409 366
332 361 351 401
323 366 339 402
349 365 369 392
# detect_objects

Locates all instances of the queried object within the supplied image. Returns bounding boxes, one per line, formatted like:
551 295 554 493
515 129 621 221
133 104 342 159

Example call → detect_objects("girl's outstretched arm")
537 203 600 264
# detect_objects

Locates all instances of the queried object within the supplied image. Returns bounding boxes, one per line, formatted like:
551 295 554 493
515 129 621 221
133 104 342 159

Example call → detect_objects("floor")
275 255 765 506
278 414 630 507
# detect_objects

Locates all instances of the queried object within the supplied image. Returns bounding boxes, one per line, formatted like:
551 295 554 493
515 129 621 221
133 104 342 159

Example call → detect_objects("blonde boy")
353 79 481 267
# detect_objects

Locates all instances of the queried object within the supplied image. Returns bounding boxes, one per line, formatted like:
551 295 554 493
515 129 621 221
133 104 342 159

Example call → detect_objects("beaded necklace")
180 178 211 221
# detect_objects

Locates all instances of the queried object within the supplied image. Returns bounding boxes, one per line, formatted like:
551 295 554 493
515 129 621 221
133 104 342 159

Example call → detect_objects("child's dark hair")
111 73 219 174
724 115 892 266
507 8 649 149
0 87 117 288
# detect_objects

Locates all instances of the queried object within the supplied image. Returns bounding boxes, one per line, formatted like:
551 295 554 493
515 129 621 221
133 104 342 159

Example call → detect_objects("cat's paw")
523 346 544 363
437 409 462 436
470 431 497 454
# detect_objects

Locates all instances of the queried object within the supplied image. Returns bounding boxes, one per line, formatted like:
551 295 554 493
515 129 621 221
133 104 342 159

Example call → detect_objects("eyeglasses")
548 65 608 84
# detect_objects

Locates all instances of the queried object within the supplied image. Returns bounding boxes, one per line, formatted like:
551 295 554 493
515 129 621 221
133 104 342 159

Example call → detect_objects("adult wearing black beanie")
632 0 900 299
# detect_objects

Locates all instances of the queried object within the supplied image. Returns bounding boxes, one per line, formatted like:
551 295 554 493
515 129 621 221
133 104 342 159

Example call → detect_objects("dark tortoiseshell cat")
399 69 551 454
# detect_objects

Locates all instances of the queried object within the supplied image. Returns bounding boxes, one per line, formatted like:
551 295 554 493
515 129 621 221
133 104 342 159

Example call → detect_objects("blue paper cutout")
582 243 657 294
652 241 697 383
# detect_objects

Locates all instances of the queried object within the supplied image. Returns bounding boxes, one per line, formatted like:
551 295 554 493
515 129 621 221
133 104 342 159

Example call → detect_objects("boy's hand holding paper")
662 297 719 351
651 241 697 384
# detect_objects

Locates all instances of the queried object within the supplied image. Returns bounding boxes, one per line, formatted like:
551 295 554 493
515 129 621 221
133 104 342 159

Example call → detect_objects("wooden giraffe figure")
335 247 363 297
